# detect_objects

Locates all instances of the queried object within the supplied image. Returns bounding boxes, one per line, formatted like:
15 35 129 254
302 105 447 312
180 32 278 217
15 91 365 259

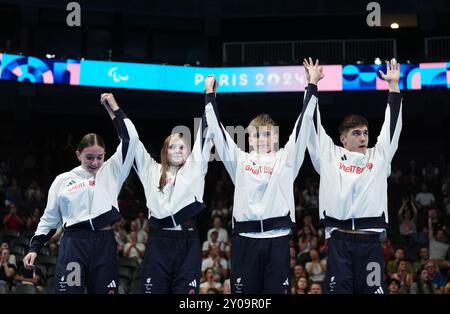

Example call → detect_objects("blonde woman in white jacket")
134 84 214 294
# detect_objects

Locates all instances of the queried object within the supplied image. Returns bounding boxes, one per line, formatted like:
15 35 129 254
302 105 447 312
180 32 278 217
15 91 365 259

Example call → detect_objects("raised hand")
378 58 400 83
204 75 218 95
100 93 120 111
303 57 325 85
304 63 311 83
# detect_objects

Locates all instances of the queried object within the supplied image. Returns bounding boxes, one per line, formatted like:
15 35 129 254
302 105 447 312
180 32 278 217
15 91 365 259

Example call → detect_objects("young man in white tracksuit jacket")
204 60 323 294
307 58 402 294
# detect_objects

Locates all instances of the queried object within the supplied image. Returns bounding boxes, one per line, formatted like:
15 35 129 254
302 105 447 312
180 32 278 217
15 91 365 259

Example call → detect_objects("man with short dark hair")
307 58 402 294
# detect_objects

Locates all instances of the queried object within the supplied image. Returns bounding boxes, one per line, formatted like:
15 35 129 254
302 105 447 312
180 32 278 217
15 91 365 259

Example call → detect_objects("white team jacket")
307 92 402 237
133 115 214 228
29 109 139 252
204 85 317 238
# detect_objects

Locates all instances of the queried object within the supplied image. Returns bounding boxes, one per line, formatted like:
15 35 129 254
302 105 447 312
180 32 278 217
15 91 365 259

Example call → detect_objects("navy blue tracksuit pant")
230 235 291 294
141 228 201 294
55 229 118 294
324 230 386 294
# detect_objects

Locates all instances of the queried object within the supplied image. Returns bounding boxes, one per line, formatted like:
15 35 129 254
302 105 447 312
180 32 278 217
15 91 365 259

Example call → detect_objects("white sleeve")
307 100 336 175
133 140 159 186
103 109 140 193
189 113 214 175
204 94 242 184
374 92 403 165
29 176 63 252
284 84 317 175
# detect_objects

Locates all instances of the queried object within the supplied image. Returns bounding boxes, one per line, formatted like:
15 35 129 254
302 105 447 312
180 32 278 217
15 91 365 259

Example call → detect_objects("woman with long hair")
134 79 214 294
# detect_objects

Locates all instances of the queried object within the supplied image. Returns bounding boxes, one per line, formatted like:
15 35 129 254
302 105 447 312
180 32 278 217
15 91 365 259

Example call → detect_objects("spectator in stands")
201 245 229 281
129 219 147 244
390 259 414 294
292 275 308 294
386 248 414 275
398 195 418 241
428 212 450 267
207 216 229 244
425 260 446 293
0 248 16 293
26 207 41 232
387 278 401 294
291 263 307 285
2 203 24 232
199 267 222 294
202 230 225 258
415 184 435 210
412 247 430 273
305 249 327 283
410 267 438 294
308 282 323 294
0 242 16 267
14 262 43 293
381 238 395 263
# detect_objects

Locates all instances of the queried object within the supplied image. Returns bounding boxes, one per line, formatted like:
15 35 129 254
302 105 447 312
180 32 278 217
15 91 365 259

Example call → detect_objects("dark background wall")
0 0 449 173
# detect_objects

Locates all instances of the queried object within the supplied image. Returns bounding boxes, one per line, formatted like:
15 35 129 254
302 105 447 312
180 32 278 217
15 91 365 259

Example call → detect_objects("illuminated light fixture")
374 57 382 65
46 53 55 59
390 23 399 29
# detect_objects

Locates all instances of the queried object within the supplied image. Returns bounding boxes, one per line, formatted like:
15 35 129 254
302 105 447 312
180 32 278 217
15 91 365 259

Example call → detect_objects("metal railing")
425 36 450 61
223 38 397 65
